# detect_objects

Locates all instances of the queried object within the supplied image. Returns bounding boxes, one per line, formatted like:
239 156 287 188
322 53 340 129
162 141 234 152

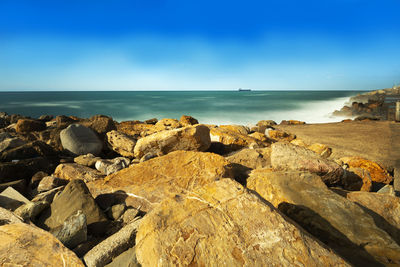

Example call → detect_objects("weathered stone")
226 147 271 170
0 158 52 183
60 124 103 156
247 169 400 266
38 114 54 122
83 115 116 136
84 218 142 267
52 210 87 249
0 223 84 266
219 124 249 135
0 137 26 153
121 208 140 225
136 179 349 267
106 158 130 175
266 129 296 142
56 115 78 128
271 142 344 185
134 125 211 159
0 179 27 196
107 130 137 158
0 187 29 210
14 200 49 222
342 167 372 191
31 186 65 203
290 138 308 147
0 206 23 225
154 118 181 131
280 119 306 125
107 203 126 220
256 119 277 129
54 163 104 183
308 143 332 158
37 175 68 193
87 151 233 212
377 184 396 196
105 246 140 267
210 127 267 153
39 179 108 236
347 191 400 245
95 159 113 175
15 119 46 133
340 156 393 184
35 127 63 151
248 132 269 142
117 121 154 137
144 118 158 125
30 171 48 189
0 140 57 161
179 115 198 126
74 153 101 167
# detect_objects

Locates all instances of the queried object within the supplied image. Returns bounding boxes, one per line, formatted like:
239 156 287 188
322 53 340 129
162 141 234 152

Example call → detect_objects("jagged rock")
308 143 332 158
347 191 400 244
0 157 52 183
37 175 68 193
256 119 277 131
82 115 116 136
219 124 249 135
121 208 140 225
342 167 372 191
107 203 126 220
210 127 267 153
31 186 65 203
87 151 233 212
377 185 396 196
14 201 49 222
226 148 271 170
0 187 30 210
117 121 154 137
52 210 87 249
15 119 46 133
266 129 295 142
144 118 158 125
107 130 137 158
0 137 26 153
290 138 308 147
340 157 393 184
248 132 269 142
95 158 130 176
280 120 306 125
154 118 181 131
74 153 101 168
35 127 63 151
0 179 27 196
179 115 199 126
134 125 211 159
105 246 140 267
247 169 400 266
38 114 54 122
38 179 108 236
135 179 349 267
0 206 23 225
271 142 344 185
54 163 104 183
0 223 84 266
60 124 103 156
56 115 78 128
30 171 48 189
0 140 57 161
84 218 142 267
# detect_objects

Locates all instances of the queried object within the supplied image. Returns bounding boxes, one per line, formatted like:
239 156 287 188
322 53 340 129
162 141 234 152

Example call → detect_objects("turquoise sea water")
0 91 364 125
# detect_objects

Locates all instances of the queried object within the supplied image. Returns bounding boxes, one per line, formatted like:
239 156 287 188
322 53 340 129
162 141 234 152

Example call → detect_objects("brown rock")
308 143 332 158
0 206 24 225
107 130 137 158
248 132 269 142
340 157 393 184
0 140 57 161
267 129 296 142
74 153 101 168
154 118 181 131
30 171 48 189
0 157 53 183
0 179 27 196
290 138 308 147
247 169 400 266
35 127 63 151
135 179 349 267
226 148 271 170
144 118 158 125
179 115 199 126
347 191 400 244
0 223 84 266
219 124 249 135
117 121 154 137
15 119 46 133
134 125 211 159
54 163 105 183
342 167 373 191
256 119 277 128
37 175 68 193
87 151 233 212
271 142 344 185
280 120 306 125
82 115 116 136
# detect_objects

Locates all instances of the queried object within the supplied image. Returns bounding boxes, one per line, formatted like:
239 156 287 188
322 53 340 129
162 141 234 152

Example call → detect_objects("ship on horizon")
238 88 251 91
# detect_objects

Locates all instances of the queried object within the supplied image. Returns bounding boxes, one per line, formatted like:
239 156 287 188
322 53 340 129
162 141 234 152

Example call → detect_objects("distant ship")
238 88 251 91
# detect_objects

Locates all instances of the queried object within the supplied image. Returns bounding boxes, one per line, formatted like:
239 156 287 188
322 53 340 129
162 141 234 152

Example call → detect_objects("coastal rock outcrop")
87 151 232 212
15 118 46 133
54 163 104 183
247 169 400 266
133 125 211 159
271 142 344 185
179 115 198 126
60 124 103 156
135 179 349 266
106 130 137 158
0 223 84 266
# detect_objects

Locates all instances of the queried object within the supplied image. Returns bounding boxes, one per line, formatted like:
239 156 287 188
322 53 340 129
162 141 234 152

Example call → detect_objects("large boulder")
15 119 46 133
38 179 108 236
179 115 198 126
135 179 349 266
347 191 400 245
247 169 400 266
225 147 271 170
54 163 105 183
271 142 344 186
60 124 103 156
133 125 211 159
0 223 84 266
107 130 137 158
87 151 233 212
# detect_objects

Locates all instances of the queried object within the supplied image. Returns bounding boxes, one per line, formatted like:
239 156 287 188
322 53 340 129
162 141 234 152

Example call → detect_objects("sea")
0 90 365 125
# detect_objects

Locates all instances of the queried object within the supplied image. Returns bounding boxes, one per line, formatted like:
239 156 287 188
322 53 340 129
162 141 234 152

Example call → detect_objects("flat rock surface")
135 179 349 267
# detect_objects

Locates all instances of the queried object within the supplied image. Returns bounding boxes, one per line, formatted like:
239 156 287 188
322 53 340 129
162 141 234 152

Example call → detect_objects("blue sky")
0 0 399 90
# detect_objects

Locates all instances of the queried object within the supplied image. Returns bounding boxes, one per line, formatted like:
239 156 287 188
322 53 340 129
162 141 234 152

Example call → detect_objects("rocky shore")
0 112 399 266
332 86 400 121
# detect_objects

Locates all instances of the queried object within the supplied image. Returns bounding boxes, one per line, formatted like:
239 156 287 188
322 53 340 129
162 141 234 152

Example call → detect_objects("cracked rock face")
135 179 349 267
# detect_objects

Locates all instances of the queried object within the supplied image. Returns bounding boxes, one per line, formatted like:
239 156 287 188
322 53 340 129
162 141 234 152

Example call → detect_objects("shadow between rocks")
277 202 385 267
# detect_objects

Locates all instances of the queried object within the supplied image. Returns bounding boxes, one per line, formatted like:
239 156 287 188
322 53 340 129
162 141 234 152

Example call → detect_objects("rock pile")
0 112 399 266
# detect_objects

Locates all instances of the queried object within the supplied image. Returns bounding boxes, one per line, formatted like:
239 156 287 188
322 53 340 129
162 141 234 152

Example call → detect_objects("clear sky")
0 0 399 91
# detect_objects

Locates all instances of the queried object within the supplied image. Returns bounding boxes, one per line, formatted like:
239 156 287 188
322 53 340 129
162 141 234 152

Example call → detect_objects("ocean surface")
0 90 364 125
